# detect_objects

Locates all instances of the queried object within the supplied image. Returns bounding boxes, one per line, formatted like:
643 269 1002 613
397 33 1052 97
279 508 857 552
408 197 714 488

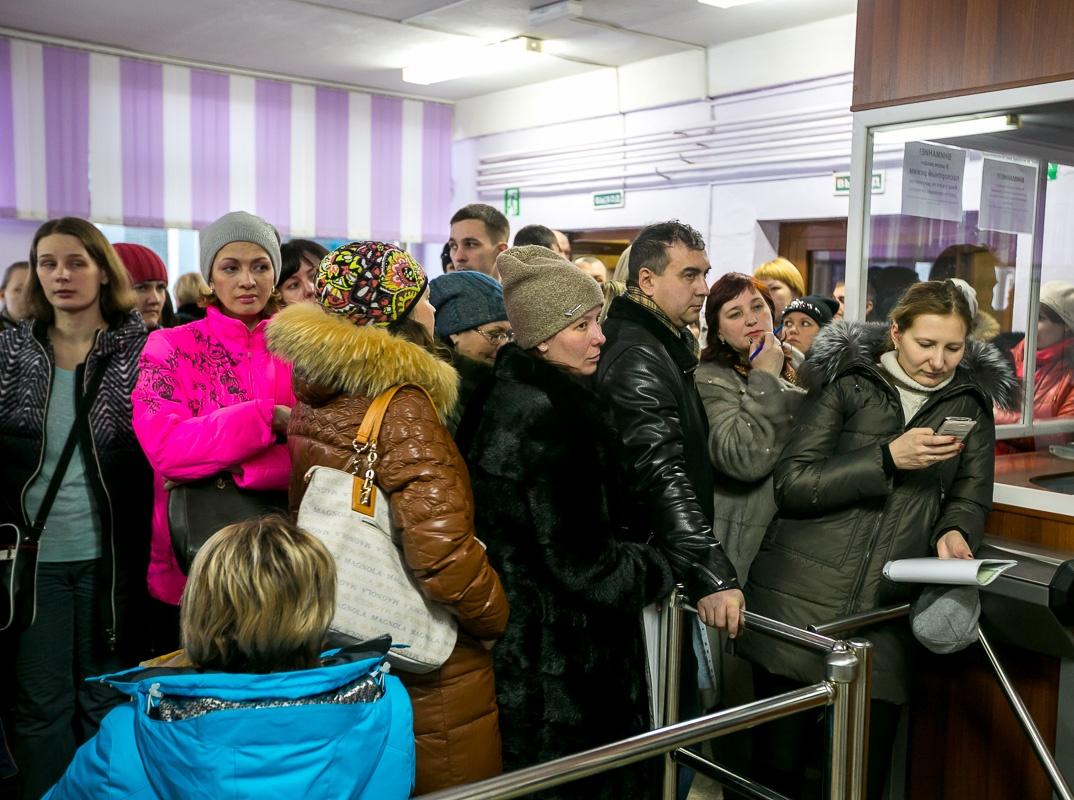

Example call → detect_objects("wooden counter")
907 455 1073 799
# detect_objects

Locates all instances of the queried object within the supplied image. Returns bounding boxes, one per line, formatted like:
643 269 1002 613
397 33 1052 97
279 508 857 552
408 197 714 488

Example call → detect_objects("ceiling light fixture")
402 36 545 86
873 114 1021 145
697 0 770 8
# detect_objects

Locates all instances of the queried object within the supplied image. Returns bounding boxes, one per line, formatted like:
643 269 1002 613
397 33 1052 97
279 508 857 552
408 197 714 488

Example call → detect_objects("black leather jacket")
595 296 739 601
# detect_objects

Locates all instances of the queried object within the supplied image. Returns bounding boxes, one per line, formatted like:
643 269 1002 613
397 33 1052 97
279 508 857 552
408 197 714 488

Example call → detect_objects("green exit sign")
593 190 625 209
504 187 520 217
834 171 885 195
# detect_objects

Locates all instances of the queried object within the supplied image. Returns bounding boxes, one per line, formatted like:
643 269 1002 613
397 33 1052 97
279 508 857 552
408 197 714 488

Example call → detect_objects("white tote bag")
297 385 457 673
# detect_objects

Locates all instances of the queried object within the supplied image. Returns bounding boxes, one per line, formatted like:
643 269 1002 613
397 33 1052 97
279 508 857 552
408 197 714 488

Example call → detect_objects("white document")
900 142 967 222
883 558 1017 586
979 158 1037 234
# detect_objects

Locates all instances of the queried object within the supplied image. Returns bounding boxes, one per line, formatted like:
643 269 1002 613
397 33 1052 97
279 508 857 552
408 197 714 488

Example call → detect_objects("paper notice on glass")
883 558 1017 586
900 142 966 222
979 158 1037 234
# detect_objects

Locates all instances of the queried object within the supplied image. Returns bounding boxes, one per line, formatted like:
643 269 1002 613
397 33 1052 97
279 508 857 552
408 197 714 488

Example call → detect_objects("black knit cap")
782 295 839 327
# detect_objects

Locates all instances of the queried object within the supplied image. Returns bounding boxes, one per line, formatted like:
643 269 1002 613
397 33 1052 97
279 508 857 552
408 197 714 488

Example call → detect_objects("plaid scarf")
625 285 701 360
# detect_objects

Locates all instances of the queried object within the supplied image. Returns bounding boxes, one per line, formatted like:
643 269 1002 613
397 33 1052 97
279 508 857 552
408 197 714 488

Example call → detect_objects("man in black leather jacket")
596 221 745 633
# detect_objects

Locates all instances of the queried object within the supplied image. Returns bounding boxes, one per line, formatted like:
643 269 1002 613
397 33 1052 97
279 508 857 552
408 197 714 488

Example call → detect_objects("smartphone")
936 416 977 442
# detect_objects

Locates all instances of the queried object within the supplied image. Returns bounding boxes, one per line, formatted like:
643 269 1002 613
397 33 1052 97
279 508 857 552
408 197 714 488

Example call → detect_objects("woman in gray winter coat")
736 280 1019 799
696 273 806 587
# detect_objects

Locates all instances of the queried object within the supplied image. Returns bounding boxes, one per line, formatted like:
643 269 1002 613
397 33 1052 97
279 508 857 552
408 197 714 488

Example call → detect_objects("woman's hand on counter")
936 530 973 560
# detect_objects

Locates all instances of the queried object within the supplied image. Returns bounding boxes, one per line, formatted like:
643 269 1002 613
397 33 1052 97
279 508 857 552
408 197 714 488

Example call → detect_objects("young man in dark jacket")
595 223 745 760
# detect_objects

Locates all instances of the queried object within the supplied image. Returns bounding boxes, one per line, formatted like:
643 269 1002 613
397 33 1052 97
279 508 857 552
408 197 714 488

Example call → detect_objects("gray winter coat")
695 361 805 584
735 321 1019 704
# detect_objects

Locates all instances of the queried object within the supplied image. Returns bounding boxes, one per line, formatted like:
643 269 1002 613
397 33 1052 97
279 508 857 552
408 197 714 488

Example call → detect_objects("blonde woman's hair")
753 257 806 299
26 217 136 326
174 271 210 305
180 516 336 673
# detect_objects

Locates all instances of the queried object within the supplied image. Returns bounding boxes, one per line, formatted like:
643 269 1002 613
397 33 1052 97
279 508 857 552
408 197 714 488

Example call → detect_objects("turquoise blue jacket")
44 652 415 799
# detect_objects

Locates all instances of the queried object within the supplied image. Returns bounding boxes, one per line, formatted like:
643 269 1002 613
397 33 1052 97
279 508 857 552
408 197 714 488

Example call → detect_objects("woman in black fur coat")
460 245 673 799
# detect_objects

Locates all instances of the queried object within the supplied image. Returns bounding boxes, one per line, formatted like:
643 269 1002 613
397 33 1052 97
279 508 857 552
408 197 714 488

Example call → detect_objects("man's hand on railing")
696 589 745 638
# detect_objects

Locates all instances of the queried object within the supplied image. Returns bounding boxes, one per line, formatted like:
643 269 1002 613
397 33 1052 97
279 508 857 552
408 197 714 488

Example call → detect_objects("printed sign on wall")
979 159 1037 234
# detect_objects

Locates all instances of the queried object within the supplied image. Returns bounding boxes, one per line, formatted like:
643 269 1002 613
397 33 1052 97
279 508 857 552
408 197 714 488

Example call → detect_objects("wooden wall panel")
853 0 1074 110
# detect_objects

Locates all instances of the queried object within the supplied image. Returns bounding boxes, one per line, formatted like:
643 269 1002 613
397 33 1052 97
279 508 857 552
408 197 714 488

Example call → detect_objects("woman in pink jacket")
132 211 294 616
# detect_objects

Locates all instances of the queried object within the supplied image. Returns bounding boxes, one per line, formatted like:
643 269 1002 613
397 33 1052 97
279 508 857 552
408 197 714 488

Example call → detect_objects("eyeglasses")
475 327 515 345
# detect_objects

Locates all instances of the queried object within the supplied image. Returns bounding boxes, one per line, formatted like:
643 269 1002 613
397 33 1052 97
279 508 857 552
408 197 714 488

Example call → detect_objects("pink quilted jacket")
132 307 295 604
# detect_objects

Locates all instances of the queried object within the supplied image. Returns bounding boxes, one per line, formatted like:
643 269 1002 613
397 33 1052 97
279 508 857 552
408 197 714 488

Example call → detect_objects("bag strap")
29 356 111 539
354 384 435 447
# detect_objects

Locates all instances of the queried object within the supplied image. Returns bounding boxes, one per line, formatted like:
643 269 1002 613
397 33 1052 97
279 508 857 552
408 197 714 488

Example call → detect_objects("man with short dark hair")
596 221 745 724
449 204 510 280
512 224 558 251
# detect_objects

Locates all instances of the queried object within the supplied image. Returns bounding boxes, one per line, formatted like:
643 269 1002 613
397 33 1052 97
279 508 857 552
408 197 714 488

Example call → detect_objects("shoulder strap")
354 383 435 446
29 357 110 538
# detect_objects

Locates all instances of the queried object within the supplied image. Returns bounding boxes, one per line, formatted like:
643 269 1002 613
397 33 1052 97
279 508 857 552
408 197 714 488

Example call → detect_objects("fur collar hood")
800 320 1021 412
266 303 458 419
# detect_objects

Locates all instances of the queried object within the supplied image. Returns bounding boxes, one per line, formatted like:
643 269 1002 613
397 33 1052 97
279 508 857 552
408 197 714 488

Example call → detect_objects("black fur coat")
461 345 673 799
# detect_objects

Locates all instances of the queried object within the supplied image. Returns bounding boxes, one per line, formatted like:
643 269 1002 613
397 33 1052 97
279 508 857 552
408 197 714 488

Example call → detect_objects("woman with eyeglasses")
428 271 513 434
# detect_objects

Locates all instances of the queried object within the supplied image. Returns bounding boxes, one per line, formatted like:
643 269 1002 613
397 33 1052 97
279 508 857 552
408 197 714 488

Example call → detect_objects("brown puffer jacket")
267 303 510 794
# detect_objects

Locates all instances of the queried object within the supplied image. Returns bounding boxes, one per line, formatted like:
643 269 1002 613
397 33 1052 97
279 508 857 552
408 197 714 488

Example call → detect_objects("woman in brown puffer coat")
267 241 509 795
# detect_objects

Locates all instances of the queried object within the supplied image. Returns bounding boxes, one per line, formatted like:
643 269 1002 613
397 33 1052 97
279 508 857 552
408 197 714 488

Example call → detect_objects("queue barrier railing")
416 589 889 800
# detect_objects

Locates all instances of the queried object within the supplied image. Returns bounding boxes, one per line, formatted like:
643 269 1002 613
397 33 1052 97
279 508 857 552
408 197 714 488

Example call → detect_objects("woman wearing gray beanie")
132 210 294 611
459 245 674 800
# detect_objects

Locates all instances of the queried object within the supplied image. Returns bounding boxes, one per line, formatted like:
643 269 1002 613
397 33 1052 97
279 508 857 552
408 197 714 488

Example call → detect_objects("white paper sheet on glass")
979 158 1037 234
900 141 967 222
883 558 1017 586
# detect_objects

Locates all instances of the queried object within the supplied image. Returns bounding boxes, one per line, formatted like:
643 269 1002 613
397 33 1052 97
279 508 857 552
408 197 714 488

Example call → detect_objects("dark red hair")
701 272 776 365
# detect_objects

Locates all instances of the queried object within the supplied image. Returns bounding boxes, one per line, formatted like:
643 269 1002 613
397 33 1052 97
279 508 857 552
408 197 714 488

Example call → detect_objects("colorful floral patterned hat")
315 241 428 327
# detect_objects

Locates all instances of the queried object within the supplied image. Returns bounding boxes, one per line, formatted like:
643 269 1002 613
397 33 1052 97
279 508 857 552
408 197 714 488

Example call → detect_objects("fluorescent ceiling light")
698 0 770 8
873 114 1021 145
402 36 544 86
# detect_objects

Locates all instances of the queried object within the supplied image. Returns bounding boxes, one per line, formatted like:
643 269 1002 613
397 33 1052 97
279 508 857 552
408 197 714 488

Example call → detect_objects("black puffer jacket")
0 314 152 650
736 321 1019 703
595 296 739 600
462 345 672 799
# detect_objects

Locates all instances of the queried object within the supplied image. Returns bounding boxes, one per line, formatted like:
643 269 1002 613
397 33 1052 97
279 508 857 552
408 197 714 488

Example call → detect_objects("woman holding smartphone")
736 280 1018 799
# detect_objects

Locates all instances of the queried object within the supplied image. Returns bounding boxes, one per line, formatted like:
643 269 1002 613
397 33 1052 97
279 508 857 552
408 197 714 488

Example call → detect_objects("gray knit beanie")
497 245 603 349
429 270 508 338
199 211 282 282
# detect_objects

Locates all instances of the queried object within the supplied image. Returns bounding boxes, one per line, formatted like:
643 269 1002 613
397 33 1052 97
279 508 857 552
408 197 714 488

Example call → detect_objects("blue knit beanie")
429 271 508 339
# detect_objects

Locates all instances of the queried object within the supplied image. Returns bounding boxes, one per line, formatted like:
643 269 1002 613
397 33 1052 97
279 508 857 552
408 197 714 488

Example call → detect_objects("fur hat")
911 585 981 654
1040 280 1074 334
782 295 839 327
113 243 167 286
496 245 603 350
199 211 282 282
316 241 427 328
429 271 507 339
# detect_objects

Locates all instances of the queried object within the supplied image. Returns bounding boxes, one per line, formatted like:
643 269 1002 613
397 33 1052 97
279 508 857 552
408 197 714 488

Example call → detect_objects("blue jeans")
13 560 124 800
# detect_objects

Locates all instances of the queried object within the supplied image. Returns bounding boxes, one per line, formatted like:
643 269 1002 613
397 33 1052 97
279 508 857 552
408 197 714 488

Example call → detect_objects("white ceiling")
0 0 856 100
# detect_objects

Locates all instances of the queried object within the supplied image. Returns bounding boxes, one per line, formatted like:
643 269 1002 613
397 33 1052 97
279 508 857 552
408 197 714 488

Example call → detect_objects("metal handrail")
414 684 835 800
809 603 912 636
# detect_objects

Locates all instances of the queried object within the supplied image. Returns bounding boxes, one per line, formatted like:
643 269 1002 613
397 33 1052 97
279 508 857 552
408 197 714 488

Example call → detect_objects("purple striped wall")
370 95 402 242
42 45 90 219
255 79 291 235
0 40 15 218
190 69 229 228
421 103 451 243
120 58 164 227
314 87 348 239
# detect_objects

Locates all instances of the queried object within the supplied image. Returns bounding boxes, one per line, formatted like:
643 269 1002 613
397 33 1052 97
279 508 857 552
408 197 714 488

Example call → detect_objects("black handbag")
1 359 109 631
167 473 288 574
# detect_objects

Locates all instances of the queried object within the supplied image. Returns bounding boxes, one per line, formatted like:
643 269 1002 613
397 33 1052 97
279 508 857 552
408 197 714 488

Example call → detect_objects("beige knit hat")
1040 280 1074 333
497 245 604 349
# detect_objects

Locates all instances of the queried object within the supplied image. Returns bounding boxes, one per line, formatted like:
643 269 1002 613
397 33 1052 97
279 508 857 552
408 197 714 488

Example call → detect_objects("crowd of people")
0 201 1070 800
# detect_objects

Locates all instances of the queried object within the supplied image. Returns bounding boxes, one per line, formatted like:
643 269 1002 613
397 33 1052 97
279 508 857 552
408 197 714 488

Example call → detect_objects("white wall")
454 14 857 140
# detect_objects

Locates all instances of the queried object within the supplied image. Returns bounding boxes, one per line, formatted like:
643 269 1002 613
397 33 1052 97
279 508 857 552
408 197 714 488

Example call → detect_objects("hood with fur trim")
266 302 458 420
799 320 1021 412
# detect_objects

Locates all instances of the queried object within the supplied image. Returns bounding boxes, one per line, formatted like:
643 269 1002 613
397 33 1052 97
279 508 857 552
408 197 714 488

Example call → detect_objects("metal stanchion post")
824 645 859 800
845 638 873 800
662 591 685 800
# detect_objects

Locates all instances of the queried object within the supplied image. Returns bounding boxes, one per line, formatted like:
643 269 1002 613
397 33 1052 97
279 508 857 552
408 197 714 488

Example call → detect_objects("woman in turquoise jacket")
43 516 415 800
